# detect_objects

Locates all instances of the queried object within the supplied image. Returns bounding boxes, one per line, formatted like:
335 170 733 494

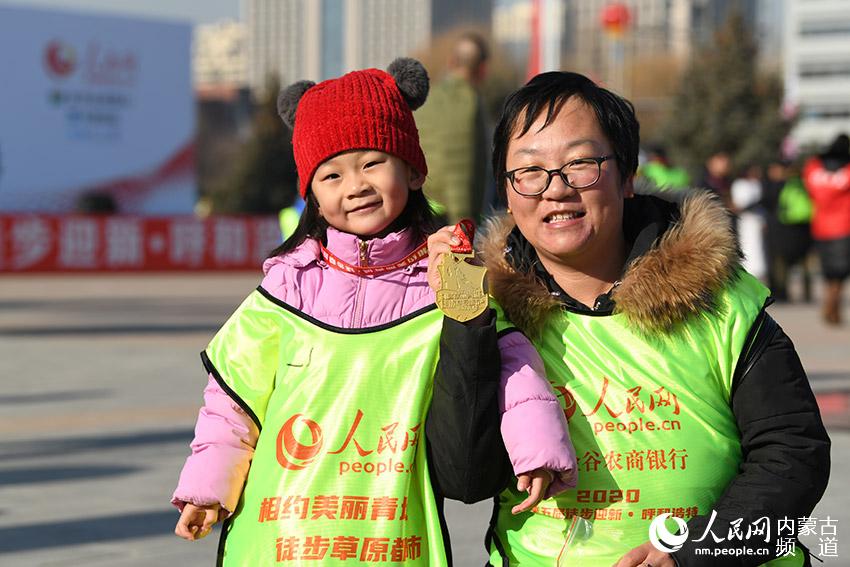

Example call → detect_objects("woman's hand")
427 225 461 293
175 503 225 541
511 469 553 515
613 541 676 567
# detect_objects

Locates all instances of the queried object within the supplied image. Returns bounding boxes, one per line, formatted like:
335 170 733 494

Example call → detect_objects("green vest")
205 288 446 566
279 206 302 240
777 177 813 225
490 272 803 566
639 162 691 191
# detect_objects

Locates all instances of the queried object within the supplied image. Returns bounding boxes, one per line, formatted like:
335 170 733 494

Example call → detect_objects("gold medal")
435 220 488 322
436 252 488 321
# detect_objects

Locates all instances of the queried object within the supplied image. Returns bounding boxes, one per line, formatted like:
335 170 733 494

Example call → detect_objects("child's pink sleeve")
498 331 577 498
171 375 259 516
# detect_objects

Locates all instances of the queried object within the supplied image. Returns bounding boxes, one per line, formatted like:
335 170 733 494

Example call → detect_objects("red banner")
0 214 282 272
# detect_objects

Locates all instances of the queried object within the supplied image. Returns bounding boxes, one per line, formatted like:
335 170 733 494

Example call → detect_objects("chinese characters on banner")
0 215 281 271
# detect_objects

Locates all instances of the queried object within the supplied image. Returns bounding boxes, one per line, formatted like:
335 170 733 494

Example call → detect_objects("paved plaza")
1 273 848 566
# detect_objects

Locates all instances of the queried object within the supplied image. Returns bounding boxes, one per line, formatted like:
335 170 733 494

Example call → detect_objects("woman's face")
504 98 632 269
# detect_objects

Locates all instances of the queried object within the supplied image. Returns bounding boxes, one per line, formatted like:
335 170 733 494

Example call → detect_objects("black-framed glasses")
504 155 613 197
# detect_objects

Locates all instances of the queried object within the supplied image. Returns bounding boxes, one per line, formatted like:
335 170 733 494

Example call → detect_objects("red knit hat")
277 58 430 198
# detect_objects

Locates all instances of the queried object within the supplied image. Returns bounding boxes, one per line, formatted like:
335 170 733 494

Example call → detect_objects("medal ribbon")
451 219 476 254
321 241 428 276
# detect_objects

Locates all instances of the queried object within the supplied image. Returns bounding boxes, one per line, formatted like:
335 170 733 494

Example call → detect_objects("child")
172 58 576 565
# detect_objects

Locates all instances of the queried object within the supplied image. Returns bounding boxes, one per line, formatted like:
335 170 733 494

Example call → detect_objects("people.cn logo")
649 513 689 553
44 40 76 78
276 414 323 470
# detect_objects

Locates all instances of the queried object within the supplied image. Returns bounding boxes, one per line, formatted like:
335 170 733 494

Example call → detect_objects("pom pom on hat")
284 60 430 198
387 57 429 110
277 80 315 129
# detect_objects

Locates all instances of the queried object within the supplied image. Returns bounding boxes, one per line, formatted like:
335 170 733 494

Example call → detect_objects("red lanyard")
320 241 428 276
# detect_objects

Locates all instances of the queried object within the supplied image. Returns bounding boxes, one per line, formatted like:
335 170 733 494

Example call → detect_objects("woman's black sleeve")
425 309 513 504
673 313 831 566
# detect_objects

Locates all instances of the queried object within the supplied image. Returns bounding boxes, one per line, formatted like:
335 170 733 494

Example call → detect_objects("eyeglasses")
504 155 613 197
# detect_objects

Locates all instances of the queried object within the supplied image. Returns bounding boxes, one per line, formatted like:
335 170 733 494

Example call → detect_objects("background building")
343 0 431 78
494 0 762 86
243 0 494 93
492 0 776 140
431 0 491 36
244 0 432 91
193 20 247 90
244 0 313 90
784 0 850 150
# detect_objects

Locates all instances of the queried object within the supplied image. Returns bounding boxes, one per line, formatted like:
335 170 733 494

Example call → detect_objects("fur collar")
481 191 740 337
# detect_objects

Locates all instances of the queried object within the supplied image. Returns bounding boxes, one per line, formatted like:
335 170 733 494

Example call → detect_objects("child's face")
311 150 424 238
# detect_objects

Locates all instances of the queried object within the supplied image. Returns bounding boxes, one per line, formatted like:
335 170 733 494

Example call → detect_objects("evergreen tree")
661 12 790 174
209 74 298 213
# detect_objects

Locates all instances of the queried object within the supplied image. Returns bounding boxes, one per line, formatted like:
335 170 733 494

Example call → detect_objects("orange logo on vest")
276 413 324 470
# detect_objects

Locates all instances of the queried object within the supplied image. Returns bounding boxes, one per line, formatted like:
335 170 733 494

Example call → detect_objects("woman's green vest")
204 288 447 566
490 272 803 566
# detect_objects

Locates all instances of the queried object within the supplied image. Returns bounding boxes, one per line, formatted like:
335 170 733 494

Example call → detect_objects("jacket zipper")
352 239 368 327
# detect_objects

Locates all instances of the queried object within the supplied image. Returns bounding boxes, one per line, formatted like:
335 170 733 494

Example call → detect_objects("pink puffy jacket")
172 227 576 514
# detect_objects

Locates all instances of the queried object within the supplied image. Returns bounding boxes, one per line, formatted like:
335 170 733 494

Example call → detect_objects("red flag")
526 0 542 82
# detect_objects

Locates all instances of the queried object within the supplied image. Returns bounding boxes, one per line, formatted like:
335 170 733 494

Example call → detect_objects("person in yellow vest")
170 59 577 566
470 71 830 566
637 145 690 193
278 195 305 241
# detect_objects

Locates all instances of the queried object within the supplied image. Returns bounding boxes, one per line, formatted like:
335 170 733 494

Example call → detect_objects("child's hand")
175 503 224 541
427 225 461 293
511 469 553 515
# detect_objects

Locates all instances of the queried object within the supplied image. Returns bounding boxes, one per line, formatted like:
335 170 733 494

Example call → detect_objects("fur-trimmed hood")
480 191 741 337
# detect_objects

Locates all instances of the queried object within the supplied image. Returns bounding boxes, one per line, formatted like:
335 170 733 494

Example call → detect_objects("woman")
802 133 850 325
476 72 830 566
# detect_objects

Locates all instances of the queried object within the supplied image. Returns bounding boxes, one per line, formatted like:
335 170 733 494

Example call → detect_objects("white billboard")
0 5 195 214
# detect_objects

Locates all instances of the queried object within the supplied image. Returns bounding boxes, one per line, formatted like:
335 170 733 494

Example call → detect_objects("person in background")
762 160 813 302
638 145 690 192
731 164 768 283
697 151 733 210
802 133 850 325
76 192 117 214
278 194 304 240
416 32 491 224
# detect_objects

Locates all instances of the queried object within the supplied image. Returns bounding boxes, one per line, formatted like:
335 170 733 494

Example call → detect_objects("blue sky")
0 0 240 24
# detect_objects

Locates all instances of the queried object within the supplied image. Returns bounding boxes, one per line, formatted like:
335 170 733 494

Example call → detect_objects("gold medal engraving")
435 251 488 322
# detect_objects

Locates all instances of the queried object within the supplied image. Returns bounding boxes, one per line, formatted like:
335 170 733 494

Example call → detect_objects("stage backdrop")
0 5 195 215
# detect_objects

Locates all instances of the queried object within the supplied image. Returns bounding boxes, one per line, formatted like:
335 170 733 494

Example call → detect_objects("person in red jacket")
802 133 850 325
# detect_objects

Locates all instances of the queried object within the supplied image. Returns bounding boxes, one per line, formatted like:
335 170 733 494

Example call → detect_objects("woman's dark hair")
268 187 439 258
492 71 640 199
